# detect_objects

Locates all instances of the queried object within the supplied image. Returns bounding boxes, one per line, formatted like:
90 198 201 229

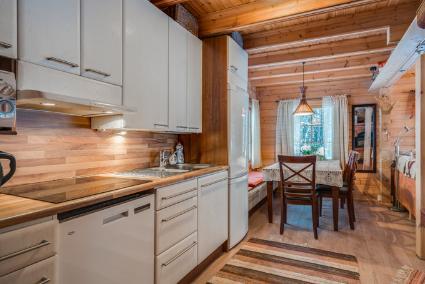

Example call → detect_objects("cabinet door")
169 19 188 132
187 32 202 133
18 0 80 74
81 0 122 85
0 0 17 58
123 0 169 131
198 172 228 263
228 37 248 82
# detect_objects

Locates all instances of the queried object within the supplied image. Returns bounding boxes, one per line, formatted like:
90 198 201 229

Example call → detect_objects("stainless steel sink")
166 164 212 170
148 167 190 173
111 164 213 179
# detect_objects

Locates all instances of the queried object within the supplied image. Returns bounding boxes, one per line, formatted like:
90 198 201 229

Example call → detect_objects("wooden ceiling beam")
249 52 390 79
250 66 372 87
243 1 418 53
150 0 189 9
197 0 380 37
249 34 395 69
256 77 372 93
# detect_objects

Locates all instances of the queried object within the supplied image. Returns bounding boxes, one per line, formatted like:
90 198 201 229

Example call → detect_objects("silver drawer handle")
161 205 197 222
0 41 12 49
176 126 188 129
0 240 50 262
201 177 228 188
189 127 199 130
230 65 238 72
103 210 128 225
161 241 197 267
37 277 50 284
161 187 197 200
85 68 111 77
154 123 169 128
46 57 79 68
134 203 150 214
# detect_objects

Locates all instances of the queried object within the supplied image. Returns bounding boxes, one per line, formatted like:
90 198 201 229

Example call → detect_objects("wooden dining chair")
340 151 358 209
278 155 319 239
317 156 357 230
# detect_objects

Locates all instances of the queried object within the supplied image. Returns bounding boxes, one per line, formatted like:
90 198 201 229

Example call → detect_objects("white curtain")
322 95 349 167
250 99 262 169
275 99 299 159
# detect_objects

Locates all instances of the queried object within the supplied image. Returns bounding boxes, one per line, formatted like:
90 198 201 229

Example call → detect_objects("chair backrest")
278 155 317 198
343 151 358 182
345 156 357 192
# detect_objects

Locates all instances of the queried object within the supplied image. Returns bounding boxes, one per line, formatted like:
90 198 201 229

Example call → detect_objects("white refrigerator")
227 82 249 249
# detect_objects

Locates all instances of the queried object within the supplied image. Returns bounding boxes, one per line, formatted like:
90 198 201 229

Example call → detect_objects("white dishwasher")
198 171 228 263
58 193 155 284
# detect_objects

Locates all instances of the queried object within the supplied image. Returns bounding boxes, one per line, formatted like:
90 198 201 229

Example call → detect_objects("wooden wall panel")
257 73 415 198
0 110 177 187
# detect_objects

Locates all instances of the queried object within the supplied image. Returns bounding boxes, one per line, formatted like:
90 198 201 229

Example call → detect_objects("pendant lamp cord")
302 62 305 88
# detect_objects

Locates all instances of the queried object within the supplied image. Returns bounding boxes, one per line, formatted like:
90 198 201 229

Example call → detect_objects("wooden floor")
194 191 425 283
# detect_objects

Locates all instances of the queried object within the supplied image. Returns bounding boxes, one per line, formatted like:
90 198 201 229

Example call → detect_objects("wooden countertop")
0 166 228 229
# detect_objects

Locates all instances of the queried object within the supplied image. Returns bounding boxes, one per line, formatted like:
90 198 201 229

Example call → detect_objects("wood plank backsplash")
0 110 177 186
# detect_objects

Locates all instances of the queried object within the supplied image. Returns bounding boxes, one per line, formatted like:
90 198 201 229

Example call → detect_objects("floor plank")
194 192 425 283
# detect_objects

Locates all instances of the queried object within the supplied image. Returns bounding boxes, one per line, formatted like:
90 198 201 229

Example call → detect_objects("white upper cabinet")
123 0 169 130
187 32 202 132
81 0 122 85
228 37 248 83
169 19 188 132
18 0 81 75
0 0 17 58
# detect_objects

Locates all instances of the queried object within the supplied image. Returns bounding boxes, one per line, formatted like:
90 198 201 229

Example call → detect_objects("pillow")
248 171 264 187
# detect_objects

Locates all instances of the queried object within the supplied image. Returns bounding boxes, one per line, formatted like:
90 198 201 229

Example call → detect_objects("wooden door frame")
415 55 425 259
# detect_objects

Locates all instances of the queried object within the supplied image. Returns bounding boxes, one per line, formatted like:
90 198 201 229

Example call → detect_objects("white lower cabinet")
198 171 228 263
0 217 58 284
155 232 197 284
156 196 197 254
58 194 155 284
0 256 56 284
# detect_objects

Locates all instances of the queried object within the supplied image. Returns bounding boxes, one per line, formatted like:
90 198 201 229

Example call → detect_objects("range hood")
369 17 425 91
16 61 135 117
17 90 135 117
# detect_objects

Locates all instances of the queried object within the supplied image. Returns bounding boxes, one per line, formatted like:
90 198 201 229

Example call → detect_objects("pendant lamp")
293 62 314 116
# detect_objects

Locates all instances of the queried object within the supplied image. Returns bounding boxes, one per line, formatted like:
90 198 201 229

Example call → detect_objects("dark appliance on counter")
0 151 16 186
0 69 16 134
1 176 151 203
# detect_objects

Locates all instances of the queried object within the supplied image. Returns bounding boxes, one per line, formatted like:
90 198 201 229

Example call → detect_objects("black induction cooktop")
1 176 151 203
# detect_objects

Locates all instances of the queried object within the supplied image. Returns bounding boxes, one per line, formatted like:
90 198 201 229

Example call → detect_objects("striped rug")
208 238 360 284
392 266 425 284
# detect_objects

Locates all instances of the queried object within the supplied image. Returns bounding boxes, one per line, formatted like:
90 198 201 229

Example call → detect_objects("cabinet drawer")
156 232 197 284
0 218 57 276
156 196 197 255
156 179 197 210
0 256 56 284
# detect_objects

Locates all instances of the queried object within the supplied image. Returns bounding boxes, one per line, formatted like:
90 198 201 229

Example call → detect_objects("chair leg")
280 192 286 234
346 193 355 230
312 198 318 239
319 196 323 217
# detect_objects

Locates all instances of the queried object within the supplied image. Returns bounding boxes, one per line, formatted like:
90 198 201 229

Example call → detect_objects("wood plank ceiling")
152 0 421 92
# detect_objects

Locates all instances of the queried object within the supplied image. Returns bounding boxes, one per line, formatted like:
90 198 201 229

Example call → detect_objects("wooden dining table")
262 160 344 231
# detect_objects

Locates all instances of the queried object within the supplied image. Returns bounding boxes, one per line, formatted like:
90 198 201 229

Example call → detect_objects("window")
294 108 325 160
